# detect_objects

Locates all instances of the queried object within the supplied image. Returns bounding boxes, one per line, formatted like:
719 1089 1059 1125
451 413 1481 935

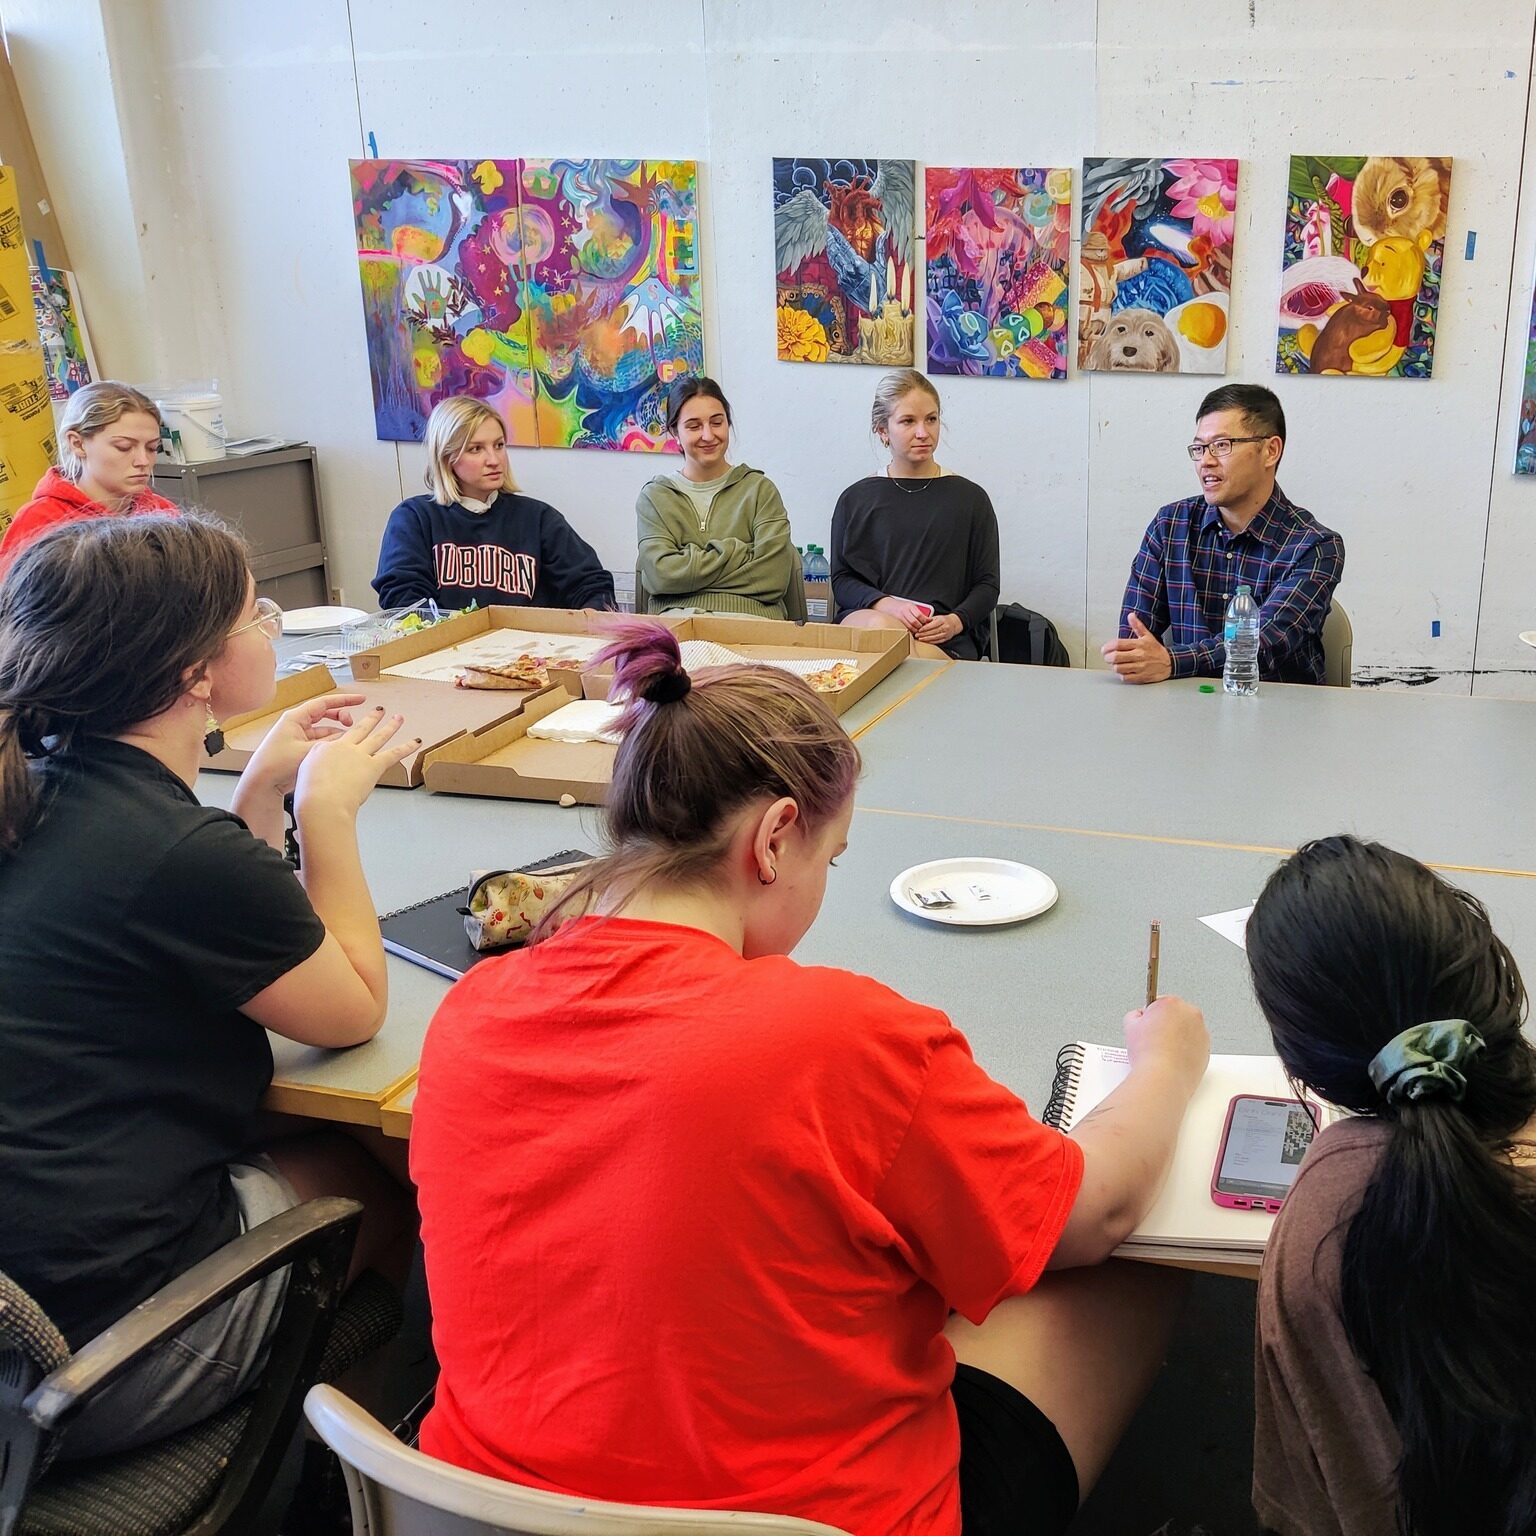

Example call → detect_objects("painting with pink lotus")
1077 157 1237 374
925 167 1072 378
1276 155 1450 378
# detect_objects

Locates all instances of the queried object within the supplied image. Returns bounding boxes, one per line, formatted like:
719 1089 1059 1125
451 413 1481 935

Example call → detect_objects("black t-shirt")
829 475 1002 660
0 738 325 1346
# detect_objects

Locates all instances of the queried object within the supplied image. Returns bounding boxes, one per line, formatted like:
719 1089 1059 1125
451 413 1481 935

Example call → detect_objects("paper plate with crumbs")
890 858 1058 927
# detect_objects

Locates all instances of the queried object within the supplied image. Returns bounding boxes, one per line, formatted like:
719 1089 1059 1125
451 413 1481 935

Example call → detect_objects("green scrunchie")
1367 1019 1485 1106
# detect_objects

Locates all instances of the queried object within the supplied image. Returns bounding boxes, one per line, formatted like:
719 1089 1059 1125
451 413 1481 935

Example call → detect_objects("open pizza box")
422 679 614 805
204 665 536 789
578 615 907 717
347 605 668 685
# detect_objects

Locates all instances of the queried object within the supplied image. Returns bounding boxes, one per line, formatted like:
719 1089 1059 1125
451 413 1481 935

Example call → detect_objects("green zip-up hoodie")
635 464 805 620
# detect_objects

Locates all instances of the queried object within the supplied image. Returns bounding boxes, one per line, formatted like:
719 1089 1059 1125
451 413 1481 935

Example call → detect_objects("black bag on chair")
991 603 1070 666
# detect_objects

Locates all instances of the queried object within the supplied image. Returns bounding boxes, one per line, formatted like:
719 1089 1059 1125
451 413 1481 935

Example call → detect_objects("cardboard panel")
205 666 529 788
423 682 614 805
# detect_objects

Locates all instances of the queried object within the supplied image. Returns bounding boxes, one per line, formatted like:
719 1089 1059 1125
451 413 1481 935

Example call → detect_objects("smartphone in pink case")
1211 1094 1318 1214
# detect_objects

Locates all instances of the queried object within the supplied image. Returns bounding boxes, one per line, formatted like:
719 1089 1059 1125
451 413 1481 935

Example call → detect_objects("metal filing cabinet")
151 445 333 606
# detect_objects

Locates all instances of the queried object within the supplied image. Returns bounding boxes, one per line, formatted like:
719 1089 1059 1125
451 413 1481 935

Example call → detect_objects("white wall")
10 0 1536 694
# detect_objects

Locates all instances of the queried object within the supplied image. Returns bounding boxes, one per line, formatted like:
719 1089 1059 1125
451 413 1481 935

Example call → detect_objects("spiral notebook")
1044 1042 1327 1266
379 849 590 982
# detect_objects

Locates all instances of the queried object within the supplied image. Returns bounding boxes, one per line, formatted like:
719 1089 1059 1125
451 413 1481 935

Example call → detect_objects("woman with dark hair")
635 376 802 618
1246 834 1536 1536
0 514 416 1459
412 618 1210 1535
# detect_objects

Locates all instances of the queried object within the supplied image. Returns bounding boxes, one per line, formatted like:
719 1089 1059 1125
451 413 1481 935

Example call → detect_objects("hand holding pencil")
1125 920 1209 1089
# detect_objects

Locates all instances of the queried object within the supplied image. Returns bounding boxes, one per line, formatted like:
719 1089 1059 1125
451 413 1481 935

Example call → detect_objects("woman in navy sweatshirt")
373 397 615 613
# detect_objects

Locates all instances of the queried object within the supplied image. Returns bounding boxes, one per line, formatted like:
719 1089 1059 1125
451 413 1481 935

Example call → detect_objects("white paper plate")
1521 631 1536 651
281 606 369 635
890 858 1059 927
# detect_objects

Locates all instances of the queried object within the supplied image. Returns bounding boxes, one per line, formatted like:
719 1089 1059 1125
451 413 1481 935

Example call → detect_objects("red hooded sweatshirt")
0 468 178 576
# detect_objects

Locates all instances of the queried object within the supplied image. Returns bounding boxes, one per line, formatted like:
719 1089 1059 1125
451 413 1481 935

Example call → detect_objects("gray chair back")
304 1384 850 1535
1322 601 1353 688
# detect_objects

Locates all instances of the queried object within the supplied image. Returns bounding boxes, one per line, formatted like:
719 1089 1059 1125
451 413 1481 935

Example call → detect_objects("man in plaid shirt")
1102 385 1345 685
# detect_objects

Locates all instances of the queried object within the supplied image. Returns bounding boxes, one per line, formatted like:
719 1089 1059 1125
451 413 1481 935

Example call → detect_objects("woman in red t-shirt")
0 381 177 574
411 620 1209 1536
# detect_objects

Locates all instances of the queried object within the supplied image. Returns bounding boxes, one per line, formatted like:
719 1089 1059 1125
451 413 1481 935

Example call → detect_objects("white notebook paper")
1043 1043 1319 1265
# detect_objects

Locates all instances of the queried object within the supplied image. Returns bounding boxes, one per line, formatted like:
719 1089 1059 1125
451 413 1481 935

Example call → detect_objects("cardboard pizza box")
579 615 907 717
422 681 614 805
347 605 664 682
204 665 533 789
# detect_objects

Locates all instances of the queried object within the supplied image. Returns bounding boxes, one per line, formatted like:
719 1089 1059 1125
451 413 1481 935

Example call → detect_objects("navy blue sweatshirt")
372 492 615 612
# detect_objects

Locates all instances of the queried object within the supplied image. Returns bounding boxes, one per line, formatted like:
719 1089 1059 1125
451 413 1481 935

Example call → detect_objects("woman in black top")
831 369 1001 660
0 514 414 1457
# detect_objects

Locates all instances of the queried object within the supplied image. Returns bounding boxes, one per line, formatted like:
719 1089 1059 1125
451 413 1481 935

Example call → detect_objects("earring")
203 707 224 757
757 868 777 887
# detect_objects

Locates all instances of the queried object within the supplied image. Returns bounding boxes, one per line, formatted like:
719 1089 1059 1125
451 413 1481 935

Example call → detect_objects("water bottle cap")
1237 584 1252 596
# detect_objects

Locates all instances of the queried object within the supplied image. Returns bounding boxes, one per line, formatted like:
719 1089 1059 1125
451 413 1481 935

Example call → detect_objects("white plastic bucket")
157 391 226 462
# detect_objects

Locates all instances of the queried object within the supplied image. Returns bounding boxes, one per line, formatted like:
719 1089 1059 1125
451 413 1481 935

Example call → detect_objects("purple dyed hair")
531 618 860 936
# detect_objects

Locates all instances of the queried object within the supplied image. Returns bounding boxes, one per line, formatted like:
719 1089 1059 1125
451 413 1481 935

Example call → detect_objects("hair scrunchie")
644 670 692 705
1368 1018 1486 1106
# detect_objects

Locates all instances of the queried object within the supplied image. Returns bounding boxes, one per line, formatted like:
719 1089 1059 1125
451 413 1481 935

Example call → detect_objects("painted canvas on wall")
925 167 1072 379
352 159 535 445
773 158 915 365
1276 155 1451 379
1078 158 1237 374
516 158 702 451
351 157 702 450
31 265 95 402
1516 274 1536 474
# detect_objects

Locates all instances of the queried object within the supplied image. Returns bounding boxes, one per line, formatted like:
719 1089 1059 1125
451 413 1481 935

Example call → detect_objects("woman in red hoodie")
0 381 177 574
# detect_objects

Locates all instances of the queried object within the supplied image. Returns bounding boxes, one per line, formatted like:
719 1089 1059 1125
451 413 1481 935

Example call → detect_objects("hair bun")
643 670 692 705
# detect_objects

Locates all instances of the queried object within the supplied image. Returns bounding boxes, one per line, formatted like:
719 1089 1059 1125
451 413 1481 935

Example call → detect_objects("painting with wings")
772 157 915 365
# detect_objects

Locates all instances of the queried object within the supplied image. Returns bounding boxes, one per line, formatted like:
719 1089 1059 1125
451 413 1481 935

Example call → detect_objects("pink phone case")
1209 1094 1308 1214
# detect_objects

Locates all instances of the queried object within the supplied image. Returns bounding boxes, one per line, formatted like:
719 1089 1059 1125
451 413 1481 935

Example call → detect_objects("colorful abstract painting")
1078 158 1238 374
1276 156 1450 379
1516 274 1536 474
30 265 95 402
773 158 915 365
925 167 1071 378
351 158 702 449
517 159 703 450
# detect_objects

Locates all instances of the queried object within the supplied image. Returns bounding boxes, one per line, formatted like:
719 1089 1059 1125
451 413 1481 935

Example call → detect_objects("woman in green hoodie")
636 377 804 619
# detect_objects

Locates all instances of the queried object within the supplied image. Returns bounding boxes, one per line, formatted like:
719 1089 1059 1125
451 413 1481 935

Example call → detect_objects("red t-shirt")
0 468 178 575
411 917 1083 1536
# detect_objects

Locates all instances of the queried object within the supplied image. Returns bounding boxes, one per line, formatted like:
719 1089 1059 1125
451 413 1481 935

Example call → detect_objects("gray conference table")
854 663 1536 877
200 657 1536 1135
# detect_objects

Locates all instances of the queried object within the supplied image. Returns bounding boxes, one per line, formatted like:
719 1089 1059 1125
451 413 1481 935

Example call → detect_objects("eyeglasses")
1186 435 1271 462
229 596 283 641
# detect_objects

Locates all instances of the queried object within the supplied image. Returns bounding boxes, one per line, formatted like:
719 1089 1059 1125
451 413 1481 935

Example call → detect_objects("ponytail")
1247 835 1536 1536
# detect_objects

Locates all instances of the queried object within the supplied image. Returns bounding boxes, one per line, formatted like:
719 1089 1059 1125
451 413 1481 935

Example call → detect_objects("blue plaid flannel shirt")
1118 486 1345 685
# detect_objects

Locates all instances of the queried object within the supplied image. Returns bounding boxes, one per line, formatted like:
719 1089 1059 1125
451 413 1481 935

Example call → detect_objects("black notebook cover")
379 849 590 982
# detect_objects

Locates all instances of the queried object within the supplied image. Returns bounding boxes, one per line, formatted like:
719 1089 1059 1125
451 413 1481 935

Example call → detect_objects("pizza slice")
805 661 859 693
455 654 550 690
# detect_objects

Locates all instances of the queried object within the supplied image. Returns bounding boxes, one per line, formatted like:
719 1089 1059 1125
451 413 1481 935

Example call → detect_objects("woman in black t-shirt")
830 369 1001 660
0 514 415 1458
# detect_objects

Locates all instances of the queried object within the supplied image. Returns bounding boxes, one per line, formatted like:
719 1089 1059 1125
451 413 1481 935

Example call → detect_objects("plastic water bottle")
1223 585 1260 697
804 544 831 582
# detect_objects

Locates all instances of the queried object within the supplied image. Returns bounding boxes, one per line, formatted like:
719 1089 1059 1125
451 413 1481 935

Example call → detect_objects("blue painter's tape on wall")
1465 231 1477 260
367 131 378 158
1432 620 1442 637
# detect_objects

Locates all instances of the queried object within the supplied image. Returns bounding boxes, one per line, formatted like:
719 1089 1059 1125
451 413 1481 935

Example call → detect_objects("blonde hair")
57 382 162 483
871 368 941 438
423 396 519 504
